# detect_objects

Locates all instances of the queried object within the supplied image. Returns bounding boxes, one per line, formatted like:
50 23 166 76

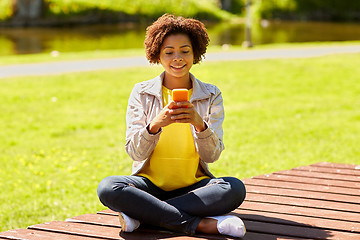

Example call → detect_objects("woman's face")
159 33 194 86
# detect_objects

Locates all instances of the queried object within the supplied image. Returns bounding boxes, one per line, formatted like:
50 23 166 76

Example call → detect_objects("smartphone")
172 88 188 102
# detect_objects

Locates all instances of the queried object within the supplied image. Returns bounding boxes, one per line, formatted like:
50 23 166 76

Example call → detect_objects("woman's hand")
169 101 207 132
148 101 177 134
148 101 206 134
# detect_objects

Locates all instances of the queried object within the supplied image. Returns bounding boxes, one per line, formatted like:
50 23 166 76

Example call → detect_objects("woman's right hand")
148 101 177 134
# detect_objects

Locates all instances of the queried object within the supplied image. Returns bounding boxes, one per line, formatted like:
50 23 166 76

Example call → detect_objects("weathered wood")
235 208 360 233
67 213 353 240
244 177 360 196
67 214 307 240
240 200 360 222
244 232 309 240
293 165 360 176
0 228 95 240
245 192 360 213
241 219 358 240
66 214 119 227
312 162 360 170
244 184 360 204
274 169 360 183
28 221 229 240
98 208 117 216
255 172 360 189
28 221 121 240
2 162 360 240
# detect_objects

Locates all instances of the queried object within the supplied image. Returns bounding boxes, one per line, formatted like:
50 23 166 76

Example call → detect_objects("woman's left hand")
169 101 207 132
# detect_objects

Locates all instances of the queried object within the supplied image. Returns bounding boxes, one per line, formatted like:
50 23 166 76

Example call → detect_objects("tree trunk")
220 0 232 11
12 0 44 20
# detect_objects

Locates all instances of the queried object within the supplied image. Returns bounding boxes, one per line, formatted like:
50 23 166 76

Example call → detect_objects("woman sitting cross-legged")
97 13 247 238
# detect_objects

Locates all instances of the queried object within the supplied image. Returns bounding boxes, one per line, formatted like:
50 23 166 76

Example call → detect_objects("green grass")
0 48 146 66
1 52 360 232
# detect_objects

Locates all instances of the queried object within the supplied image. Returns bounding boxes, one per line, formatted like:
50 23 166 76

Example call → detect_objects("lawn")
1 52 359 232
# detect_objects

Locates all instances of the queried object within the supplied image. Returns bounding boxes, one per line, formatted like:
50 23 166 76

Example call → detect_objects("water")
0 21 360 56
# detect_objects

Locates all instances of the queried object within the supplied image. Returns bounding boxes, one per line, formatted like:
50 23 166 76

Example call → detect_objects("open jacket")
125 72 225 178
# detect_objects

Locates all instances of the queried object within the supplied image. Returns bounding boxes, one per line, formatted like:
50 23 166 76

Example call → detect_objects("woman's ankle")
196 218 219 234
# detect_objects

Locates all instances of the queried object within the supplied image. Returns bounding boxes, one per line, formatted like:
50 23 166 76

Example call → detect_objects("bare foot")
196 218 219 234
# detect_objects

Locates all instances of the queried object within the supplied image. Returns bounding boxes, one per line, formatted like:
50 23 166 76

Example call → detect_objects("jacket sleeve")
125 85 161 162
193 87 225 163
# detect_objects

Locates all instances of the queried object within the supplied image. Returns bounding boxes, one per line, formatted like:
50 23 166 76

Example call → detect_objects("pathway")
1 45 360 78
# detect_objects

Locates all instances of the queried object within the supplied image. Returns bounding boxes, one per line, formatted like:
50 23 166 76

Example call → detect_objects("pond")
0 21 360 56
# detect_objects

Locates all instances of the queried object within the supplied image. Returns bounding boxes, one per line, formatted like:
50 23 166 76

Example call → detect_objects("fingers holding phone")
170 88 206 132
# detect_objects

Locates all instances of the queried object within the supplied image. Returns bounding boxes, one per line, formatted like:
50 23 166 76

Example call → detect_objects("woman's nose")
173 52 183 61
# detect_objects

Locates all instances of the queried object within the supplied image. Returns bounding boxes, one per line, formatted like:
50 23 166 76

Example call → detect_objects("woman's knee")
97 176 125 205
223 177 246 207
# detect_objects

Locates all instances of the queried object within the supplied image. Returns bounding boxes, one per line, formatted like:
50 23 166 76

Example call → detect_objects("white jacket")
125 72 225 178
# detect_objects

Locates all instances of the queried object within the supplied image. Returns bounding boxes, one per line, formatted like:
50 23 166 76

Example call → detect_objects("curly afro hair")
144 14 210 64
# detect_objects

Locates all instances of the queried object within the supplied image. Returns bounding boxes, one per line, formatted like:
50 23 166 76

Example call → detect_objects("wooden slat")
245 184 360 204
29 221 231 240
257 172 360 189
97 198 360 238
241 220 359 240
274 170 360 183
243 177 360 196
68 213 356 240
235 208 360 233
29 221 121 240
0 228 96 240
66 213 119 227
97 207 360 238
67 214 310 240
244 232 309 240
293 165 360 176
94 210 318 239
98 208 117 216
312 162 360 170
245 192 360 213
240 200 360 223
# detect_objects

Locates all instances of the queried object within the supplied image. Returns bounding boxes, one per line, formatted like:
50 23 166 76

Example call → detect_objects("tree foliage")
254 0 360 21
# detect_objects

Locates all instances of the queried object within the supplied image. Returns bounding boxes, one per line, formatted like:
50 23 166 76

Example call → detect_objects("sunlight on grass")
0 48 146 66
1 53 359 231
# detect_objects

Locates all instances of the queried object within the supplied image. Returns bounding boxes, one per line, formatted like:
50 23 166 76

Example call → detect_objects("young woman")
97 14 246 238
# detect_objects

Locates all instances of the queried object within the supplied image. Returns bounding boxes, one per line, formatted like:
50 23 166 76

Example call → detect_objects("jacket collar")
142 72 211 102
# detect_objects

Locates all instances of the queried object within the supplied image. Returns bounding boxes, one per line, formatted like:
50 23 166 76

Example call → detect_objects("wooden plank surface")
1 162 360 240
273 169 360 183
244 177 360 196
0 228 97 240
312 162 360 170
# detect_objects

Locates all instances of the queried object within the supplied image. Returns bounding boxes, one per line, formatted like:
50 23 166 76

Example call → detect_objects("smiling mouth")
171 65 186 69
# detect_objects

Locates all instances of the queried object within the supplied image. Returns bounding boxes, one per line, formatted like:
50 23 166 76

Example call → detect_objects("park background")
1 0 360 232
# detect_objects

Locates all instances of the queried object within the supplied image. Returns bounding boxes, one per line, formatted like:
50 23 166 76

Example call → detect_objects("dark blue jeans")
97 175 246 235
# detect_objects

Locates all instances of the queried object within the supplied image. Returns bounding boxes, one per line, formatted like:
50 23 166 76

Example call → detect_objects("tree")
220 0 232 11
219 0 246 14
12 0 44 20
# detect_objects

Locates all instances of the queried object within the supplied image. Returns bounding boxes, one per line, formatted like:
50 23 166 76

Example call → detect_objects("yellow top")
137 86 209 191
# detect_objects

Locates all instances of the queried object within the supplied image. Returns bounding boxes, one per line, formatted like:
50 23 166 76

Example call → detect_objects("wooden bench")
1 162 359 239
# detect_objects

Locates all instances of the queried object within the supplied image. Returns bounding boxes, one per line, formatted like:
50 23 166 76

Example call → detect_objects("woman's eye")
183 51 189 54
165 52 173 55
